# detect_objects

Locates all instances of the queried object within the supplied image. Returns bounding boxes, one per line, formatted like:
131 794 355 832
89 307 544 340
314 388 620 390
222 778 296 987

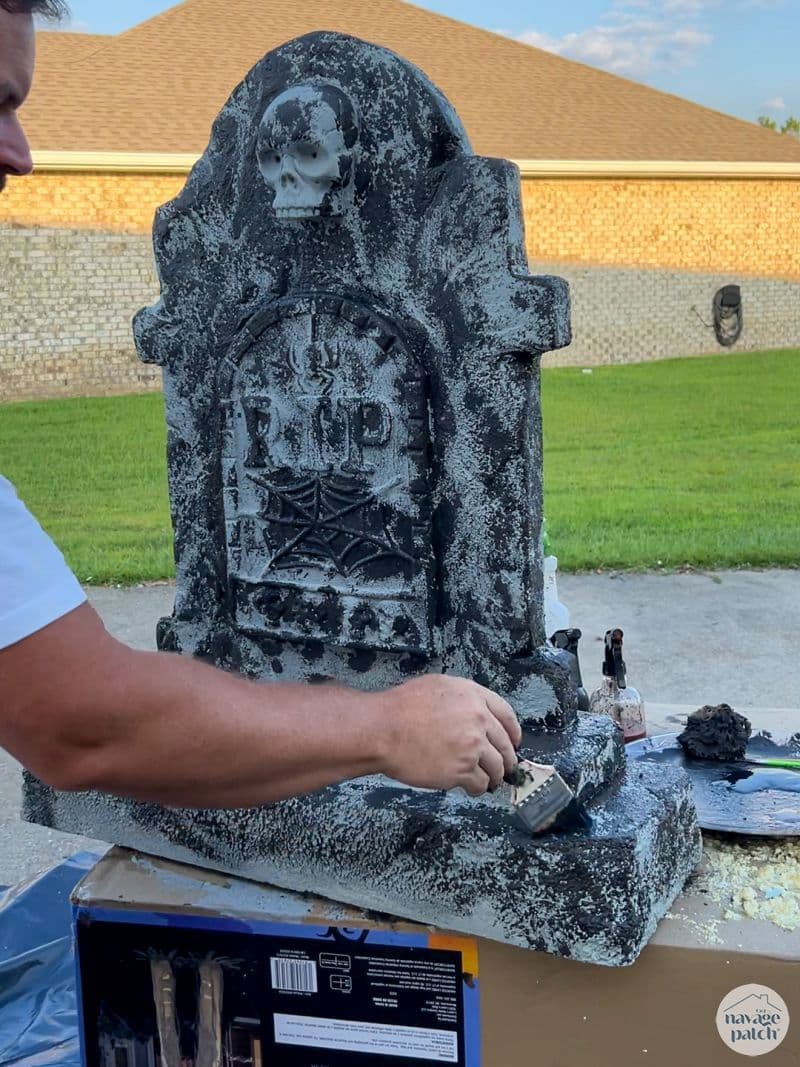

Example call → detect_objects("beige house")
2 0 799 400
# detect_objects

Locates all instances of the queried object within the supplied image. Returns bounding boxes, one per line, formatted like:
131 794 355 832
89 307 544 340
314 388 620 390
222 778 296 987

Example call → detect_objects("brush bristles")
515 773 578 833
546 797 593 834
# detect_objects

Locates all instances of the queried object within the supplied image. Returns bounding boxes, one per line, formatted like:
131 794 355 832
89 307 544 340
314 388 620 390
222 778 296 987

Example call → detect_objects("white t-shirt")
0 474 87 650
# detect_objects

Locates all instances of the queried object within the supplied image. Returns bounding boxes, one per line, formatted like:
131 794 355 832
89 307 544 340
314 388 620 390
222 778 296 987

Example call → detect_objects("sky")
50 0 798 127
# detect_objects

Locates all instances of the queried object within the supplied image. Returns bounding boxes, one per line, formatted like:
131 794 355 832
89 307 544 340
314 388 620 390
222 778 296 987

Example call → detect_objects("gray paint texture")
23 32 701 964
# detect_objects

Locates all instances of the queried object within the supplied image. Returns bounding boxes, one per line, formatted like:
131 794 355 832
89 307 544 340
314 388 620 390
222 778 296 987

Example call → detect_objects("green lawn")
0 393 173 584
1 349 798 583
542 348 800 570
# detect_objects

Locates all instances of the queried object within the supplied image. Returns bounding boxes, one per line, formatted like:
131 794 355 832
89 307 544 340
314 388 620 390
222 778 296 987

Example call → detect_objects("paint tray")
626 732 800 836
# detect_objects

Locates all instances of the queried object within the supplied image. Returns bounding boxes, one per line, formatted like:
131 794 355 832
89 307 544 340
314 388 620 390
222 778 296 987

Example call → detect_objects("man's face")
0 9 35 194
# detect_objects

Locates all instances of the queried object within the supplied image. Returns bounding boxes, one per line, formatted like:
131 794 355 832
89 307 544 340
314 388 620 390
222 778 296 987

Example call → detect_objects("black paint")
628 731 800 836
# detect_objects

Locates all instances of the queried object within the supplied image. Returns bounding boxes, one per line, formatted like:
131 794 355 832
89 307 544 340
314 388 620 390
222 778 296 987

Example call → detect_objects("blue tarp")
0 852 102 1067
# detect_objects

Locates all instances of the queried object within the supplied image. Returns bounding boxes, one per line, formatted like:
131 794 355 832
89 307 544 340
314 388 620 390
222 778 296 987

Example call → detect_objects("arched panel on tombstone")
217 293 436 658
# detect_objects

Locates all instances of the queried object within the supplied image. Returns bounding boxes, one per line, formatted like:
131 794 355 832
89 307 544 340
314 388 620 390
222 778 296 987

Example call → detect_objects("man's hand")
378 675 522 796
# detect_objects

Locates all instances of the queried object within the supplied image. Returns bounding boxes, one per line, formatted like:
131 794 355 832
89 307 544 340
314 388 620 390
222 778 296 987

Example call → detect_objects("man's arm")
0 602 521 807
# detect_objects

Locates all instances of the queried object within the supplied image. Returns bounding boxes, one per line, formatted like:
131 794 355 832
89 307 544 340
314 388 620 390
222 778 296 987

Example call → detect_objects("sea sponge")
677 703 752 761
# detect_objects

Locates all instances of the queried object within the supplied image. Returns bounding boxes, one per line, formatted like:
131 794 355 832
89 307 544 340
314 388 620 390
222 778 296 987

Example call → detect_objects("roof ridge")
116 0 204 40
34 0 791 143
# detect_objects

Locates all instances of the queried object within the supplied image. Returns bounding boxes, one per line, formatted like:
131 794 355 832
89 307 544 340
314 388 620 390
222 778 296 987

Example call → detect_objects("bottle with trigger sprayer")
589 628 646 742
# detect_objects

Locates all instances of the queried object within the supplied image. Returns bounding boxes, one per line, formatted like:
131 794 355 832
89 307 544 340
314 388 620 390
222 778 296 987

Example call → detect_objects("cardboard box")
73 847 799 1067
73 849 480 1067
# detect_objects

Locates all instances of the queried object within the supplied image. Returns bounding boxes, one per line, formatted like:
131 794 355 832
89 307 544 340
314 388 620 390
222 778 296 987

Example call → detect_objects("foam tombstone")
24 32 700 965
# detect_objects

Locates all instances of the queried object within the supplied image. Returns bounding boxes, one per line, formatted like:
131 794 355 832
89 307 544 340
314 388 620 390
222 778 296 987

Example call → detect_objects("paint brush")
504 759 593 835
738 756 800 771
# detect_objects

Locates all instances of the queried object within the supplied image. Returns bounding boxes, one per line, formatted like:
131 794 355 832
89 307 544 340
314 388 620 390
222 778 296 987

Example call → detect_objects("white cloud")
501 0 791 79
618 0 784 8
763 95 787 110
614 0 719 10
615 0 783 9
506 8 714 77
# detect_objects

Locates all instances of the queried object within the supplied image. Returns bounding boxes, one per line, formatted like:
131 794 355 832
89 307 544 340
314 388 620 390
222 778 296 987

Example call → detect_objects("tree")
757 114 800 136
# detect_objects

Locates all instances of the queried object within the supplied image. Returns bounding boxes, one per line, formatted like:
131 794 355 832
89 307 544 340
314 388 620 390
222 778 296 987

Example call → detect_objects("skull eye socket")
257 146 282 180
291 140 337 179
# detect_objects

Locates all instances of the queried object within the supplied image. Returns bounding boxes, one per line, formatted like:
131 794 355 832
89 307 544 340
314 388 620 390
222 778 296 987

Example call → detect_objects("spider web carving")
248 472 415 579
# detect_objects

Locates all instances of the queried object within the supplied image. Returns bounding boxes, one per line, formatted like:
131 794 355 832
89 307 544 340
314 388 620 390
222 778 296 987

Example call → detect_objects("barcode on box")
270 957 318 994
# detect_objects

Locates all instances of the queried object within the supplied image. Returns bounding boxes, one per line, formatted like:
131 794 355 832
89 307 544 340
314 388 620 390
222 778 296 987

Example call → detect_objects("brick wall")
0 172 185 233
2 224 797 403
523 178 800 281
1 166 798 402
531 260 800 366
1 171 798 279
0 228 161 401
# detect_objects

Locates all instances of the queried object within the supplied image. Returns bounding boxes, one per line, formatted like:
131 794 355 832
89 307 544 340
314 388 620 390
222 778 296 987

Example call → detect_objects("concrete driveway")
2 569 798 887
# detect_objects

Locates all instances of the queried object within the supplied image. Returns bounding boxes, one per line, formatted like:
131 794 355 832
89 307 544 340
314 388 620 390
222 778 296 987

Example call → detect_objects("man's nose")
0 113 34 176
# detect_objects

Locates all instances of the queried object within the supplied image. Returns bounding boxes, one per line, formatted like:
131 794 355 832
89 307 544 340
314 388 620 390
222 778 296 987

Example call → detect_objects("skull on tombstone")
257 84 359 220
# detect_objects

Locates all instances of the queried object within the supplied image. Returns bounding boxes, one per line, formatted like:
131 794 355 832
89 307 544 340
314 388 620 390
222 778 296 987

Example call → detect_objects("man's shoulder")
0 472 87 650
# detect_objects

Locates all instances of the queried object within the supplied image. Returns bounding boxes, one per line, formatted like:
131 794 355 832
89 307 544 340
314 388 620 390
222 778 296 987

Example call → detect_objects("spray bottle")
550 628 590 712
589 628 646 742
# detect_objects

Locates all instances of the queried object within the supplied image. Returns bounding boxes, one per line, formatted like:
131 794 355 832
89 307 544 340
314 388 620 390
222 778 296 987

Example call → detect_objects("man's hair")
0 0 69 18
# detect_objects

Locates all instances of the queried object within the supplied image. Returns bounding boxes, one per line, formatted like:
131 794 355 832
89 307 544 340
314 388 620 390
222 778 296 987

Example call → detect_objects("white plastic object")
543 555 570 639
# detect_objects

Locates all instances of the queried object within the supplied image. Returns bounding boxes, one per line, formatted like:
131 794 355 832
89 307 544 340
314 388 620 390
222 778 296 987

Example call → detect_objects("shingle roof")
23 0 800 162
35 30 109 64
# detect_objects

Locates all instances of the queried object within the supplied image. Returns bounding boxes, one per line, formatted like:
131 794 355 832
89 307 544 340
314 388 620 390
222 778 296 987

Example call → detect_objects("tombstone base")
23 758 700 966
520 713 624 803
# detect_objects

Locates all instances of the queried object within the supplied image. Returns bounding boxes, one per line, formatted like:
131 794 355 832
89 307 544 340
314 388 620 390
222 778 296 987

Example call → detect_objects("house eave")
30 151 800 179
